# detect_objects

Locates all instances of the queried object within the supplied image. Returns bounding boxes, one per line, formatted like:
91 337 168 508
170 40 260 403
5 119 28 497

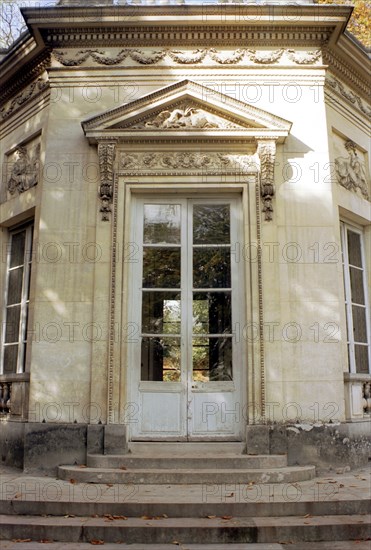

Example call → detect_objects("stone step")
87 453 288 469
0 514 369 544
2 543 371 550
58 464 315 484
128 442 247 456
1 496 368 519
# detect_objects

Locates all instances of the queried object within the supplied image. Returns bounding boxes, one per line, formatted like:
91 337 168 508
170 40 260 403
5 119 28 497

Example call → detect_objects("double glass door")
129 196 243 440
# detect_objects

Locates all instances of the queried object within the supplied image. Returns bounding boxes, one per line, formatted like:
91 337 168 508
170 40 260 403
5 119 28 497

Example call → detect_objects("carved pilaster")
257 140 277 222
97 141 116 221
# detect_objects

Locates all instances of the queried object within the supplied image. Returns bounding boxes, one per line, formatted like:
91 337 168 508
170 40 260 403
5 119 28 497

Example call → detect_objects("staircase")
58 442 316 485
0 444 369 546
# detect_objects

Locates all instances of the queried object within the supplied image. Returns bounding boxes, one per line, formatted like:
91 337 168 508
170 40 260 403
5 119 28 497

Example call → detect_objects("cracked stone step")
58 465 316 484
2 543 371 550
87 453 288 469
0 514 369 544
1 498 369 519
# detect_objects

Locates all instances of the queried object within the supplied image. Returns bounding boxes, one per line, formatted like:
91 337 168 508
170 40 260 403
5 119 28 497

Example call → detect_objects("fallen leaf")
78 464 87 468
90 540 105 545
12 540 32 543
141 515 154 520
221 515 232 520
69 479 76 484
64 514 75 518
120 466 127 470
112 515 128 520
206 515 216 519
39 540 53 544
106 484 113 488
162 514 168 518
13 493 21 499
303 514 312 518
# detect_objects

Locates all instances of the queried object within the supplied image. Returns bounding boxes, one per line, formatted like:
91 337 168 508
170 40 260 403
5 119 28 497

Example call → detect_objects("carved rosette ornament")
257 140 277 221
98 142 116 221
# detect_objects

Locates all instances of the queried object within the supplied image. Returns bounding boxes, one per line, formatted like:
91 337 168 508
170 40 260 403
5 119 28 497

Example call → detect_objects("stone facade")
0 1 370 469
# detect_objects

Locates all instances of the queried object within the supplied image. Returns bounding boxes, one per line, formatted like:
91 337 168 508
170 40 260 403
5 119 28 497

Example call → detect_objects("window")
136 198 239 384
341 222 370 374
1 222 33 374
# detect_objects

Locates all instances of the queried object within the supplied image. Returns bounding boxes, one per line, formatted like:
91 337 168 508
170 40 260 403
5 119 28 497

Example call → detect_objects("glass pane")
347 230 362 268
352 305 367 343
192 337 232 382
193 248 231 288
142 292 181 334
350 267 365 305
354 345 369 374
143 248 181 288
193 205 230 244
141 337 181 382
3 345 18 374
193 292 232 334
7 268 24 305
9 231 26 268
143 204 181 244
4 306 21 343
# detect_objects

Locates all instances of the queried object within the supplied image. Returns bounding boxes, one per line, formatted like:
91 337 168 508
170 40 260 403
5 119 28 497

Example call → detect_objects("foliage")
0 1 27 48
317 0 371 47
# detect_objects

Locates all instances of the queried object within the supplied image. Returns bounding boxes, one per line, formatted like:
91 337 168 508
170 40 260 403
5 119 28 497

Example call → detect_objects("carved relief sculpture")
335 140 369 200
257 140 277 221
98 142 116 221
7 145 40 195
143 107 236 130
120 152 257 174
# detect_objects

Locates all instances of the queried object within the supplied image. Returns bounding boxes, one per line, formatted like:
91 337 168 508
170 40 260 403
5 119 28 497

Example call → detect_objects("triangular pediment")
82 80 292 142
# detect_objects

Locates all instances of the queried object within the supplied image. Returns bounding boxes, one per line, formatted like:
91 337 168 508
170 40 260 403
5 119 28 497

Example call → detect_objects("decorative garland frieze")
1 78 49 121
98 141 117 221
286 49 322 65
257 139 277 222
53 47 323 67
323 48 370 99
1 52 51 107
120 151 258 175
326 77 371 118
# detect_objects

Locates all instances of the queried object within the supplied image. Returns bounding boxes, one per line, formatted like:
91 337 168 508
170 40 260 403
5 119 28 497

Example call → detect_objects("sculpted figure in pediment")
144 107 234 129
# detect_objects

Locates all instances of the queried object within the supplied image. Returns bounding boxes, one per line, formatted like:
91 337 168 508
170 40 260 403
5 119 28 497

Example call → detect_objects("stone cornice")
0 4 367 103
40 25 333 48
323 43 371 100
0 49 50 107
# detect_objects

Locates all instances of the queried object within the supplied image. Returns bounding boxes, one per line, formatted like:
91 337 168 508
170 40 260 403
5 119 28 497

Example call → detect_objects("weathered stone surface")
24 423 87 474
104 424 128 455
87 424 104 454
246 425 270 455
0 421 24 469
